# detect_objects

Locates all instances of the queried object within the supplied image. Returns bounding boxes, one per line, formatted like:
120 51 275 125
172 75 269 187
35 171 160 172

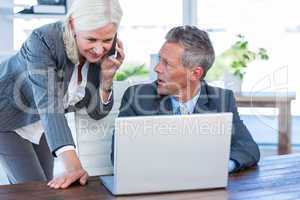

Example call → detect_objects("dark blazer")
0 21 113 155
112 81 260 172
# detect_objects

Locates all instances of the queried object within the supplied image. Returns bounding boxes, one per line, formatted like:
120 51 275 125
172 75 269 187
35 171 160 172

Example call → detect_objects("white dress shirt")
15 61 112 156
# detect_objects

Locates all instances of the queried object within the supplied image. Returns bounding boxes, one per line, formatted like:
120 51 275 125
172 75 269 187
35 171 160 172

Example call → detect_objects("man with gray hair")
113 25 260 173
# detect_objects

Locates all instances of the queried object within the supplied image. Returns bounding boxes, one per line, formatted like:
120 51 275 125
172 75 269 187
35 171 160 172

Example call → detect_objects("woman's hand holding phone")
100 37 125 100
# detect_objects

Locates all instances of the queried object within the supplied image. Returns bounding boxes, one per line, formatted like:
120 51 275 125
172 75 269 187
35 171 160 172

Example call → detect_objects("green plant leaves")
258 48 269 60
206 34 269 81
114 64 149 81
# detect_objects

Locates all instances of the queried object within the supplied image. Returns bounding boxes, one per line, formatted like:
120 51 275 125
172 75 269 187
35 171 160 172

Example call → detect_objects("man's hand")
47 150 89 189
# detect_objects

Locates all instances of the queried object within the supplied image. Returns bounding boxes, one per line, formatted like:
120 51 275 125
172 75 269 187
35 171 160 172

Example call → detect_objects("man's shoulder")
205 81 233 97
125 82 158 96
121 82 160 109
119 82 160 115
202 81 235 111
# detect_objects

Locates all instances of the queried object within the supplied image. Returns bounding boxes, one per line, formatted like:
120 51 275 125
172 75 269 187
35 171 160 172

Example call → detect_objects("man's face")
73 22 117 63
155 42 192 96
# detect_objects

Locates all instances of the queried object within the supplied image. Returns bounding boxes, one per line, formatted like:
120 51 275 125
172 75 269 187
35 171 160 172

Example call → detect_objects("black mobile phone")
107 33 118 58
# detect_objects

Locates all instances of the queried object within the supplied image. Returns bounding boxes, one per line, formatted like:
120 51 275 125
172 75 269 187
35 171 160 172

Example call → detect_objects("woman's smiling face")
72 22 117 63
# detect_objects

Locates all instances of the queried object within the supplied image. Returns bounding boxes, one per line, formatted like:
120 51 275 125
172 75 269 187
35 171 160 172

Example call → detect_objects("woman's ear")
191 66 204 81
68 17 76 35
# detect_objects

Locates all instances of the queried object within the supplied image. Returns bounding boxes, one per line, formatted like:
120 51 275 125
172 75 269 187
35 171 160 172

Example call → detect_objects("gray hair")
63 0 123 64
165 26 215 79
66 0 123 32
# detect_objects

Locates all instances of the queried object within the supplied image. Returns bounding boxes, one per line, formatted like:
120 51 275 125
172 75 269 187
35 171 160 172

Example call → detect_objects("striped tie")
174 106 181 115
174 104 190 115
180 104 190 115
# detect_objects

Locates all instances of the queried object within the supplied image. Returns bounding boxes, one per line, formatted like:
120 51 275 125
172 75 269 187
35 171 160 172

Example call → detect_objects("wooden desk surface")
1 154 300 200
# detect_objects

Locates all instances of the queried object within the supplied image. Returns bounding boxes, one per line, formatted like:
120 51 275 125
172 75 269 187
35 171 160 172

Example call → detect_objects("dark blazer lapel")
86 62 100 89
157 95 173 115
74 62 100 109
193 81 218 114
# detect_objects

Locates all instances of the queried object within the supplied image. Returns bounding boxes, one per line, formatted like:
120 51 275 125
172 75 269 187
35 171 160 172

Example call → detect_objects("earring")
72 32 76 38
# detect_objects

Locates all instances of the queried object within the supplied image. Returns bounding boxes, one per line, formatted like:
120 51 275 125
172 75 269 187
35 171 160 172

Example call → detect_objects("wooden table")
235 92 296 155
1 154 300 200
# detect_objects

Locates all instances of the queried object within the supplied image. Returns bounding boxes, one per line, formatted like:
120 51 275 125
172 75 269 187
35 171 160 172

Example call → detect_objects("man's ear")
191 66 204 81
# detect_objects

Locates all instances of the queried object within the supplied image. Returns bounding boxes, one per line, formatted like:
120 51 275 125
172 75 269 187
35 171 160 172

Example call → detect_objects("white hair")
63 0 123 64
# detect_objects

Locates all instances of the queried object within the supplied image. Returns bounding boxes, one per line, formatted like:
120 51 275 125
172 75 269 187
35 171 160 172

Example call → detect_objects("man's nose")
154 62 162 74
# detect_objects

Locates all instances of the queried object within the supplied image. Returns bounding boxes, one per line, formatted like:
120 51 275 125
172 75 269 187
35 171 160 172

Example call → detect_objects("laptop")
100 113 233 195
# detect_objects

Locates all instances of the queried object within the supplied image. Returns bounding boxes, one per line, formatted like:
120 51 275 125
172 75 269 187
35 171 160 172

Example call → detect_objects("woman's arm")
84 81 114 120
85 39 125 120
24 30 88 189
48 150 88 189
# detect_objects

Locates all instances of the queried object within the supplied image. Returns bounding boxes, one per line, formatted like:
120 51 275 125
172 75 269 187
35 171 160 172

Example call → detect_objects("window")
198 0 300 115
118 0 182 67
13 0 62 50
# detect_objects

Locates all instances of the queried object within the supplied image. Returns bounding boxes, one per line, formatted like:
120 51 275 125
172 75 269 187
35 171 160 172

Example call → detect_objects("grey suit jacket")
0 21 113 155
112 81 260 172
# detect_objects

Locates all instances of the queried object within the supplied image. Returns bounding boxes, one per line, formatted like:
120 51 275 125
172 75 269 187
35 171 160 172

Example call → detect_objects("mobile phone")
107 33 118 59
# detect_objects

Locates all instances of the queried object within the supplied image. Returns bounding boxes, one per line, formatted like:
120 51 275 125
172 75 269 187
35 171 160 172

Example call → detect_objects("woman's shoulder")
25 21 66 61
32 21 63 46
33 21 63 38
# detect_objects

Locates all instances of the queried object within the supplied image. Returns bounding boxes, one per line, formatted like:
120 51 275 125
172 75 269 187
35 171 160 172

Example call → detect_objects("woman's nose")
92 45 104 55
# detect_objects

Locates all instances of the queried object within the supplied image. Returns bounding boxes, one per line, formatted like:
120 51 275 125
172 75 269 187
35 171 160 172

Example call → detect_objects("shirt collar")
170 86 201 114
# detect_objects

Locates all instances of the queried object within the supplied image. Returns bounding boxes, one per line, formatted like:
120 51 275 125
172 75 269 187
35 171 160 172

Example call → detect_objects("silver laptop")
100 113 233 195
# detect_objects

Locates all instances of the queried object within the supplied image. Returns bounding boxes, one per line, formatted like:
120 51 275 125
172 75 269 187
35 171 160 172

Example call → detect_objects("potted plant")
113 63 149 99
206 34 269 92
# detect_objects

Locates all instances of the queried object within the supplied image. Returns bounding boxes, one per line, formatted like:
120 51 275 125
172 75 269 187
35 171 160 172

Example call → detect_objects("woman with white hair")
0 0 124 189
